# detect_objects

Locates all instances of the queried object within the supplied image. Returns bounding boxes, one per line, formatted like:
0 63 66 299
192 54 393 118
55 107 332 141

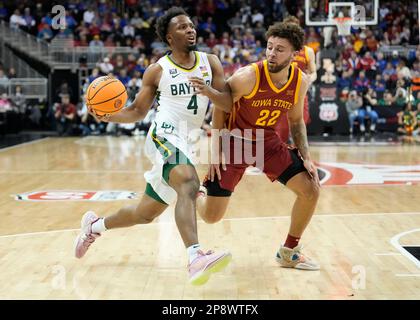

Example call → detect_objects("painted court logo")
246 162 420 186
317 162 420 186
15 190 138 202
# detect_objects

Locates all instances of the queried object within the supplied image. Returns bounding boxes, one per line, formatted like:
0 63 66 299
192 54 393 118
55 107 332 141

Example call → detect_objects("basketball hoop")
334 17 352 36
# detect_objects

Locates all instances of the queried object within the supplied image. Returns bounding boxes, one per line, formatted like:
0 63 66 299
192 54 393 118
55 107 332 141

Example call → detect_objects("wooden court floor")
0 136 419 299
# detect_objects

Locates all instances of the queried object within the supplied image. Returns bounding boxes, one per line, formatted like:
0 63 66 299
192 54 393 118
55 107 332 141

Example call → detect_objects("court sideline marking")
0 211 419 239
390 229 420 269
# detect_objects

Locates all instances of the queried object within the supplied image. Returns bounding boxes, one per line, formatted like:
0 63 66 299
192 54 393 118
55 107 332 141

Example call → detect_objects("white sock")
91 218 107 234
187 244 201 264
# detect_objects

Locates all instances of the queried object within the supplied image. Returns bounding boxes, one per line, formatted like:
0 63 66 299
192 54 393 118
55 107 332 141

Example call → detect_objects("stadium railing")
0 20 137 69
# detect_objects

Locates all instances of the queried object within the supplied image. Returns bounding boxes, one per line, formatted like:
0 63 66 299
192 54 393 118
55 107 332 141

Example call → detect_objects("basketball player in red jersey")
278 16 317 142
194 22 321 270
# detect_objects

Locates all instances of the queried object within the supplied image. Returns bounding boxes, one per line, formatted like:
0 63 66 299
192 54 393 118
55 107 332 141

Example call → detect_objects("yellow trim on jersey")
263 60 295 94
151 130 173 158
166 51 200 72
294 69 303 105
243 63 260 99
304 46 310 65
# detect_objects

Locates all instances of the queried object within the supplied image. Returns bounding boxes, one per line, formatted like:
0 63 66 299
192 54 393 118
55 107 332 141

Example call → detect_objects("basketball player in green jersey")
74 7 232 286
397 100 416 136
414 102 420 136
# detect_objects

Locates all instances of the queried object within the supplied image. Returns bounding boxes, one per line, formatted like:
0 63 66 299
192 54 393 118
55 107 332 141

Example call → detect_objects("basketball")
86 76 128 116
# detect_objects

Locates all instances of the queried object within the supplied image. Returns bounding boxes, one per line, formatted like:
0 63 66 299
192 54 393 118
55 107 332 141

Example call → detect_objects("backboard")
305 0 379 27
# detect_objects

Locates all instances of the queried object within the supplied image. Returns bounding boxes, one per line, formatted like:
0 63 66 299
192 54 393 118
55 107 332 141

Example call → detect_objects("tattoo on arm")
290 121 310 159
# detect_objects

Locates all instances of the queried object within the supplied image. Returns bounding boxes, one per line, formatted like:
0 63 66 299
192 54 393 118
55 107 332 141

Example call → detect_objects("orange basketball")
86 76 128 116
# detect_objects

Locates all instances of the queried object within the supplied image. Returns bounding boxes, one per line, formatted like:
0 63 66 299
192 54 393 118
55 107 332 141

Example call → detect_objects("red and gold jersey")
291 45 310 74
226 60 303 140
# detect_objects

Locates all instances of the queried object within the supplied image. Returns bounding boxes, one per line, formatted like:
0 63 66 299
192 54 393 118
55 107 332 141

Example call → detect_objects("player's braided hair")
155 7 189 45
266 22 305 51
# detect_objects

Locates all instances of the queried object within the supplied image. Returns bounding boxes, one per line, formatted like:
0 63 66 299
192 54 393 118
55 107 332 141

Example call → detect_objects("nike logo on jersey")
258 89 268 93
171 73 180 78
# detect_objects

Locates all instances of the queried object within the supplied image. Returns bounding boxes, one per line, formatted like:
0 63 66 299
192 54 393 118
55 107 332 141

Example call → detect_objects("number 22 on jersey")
255 109 281 126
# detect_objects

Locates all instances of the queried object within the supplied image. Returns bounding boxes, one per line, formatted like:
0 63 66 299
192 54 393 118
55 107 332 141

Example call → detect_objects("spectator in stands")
22 7 35 33
89 35 104 49
365 29 379 52
251 9 264 26
117 69 131 87
383 73 396 91
55 80 74 103
372 74 386 95
83 6 95 26
390 50 400 67
206 32 218 49
8 67 16 79
0 93 13 113
344 51 360 75
337 72 353 90
53 27 73 40
394 80 412 108
378 90 396 107
113 54 126 75
228 12 243 31
98 57 114 75
346 90 363 134
9 9 25 29
123 23 135 38
78 103 105 136
306 27 321 53
253 21 265 42
273 0 287 20
358 52 377 80
0 92 20 133
127 75 142 101
54 94 77 136
11 85 26 114
65 9 77 30
37 23 53 41
75 34 89 47
27 98 44 128
354 71 370 92
0 69 9 94
396 60 412 81
359 88 379 133
130 11 144 30
375 51 388 73
88 68 99 84
199 35 212 52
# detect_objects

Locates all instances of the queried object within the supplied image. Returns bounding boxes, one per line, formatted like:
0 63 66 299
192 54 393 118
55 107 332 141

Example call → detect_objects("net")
334 17 352 36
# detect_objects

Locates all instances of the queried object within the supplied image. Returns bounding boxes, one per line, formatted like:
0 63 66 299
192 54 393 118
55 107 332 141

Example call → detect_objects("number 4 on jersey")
187 95 198 115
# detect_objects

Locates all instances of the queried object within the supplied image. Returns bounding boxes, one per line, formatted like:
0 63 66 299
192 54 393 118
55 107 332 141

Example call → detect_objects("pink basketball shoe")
74 211 101 259
188 250 232 285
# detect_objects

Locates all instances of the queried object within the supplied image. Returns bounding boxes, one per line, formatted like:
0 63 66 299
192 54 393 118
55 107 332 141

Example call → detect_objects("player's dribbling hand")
87 105 111 122
303 159 321 187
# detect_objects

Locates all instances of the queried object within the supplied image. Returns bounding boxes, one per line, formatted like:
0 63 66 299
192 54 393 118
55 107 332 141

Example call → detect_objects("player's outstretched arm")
189 54 232 113
92 64 161 123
